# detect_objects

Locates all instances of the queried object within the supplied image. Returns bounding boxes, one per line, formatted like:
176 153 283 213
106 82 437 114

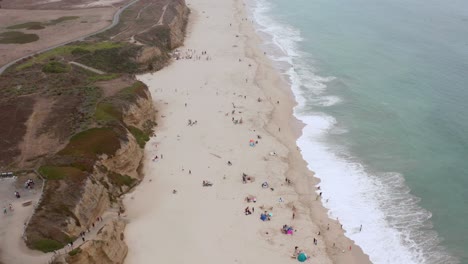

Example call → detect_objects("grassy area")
16 42 124 70
88 73 119 82
108 172 135 187
117 81 148 102
59 127 122 158
6 22 44 30
32 239 64 253
94 102 122 123
128 126 149 148
48 16 80 25
42 61 70 73
0 31 39 44
75 45 140 73
68 248 82 256
38 166 85 180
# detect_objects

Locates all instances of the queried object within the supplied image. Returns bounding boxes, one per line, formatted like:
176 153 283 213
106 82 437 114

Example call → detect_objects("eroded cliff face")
19 0 189 262
54 220 127 264
165 0 190 49
24 81 155 255
69 177 110 235
100 132 143 180
134 0 189 50
122 89 156 132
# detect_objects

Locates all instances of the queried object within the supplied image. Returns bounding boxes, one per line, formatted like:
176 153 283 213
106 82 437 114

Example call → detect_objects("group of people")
260 211 272 221
282 224 294 235
244 206 254 215
242 173 252 183
187 119 198 126
173 48 211 61
3 204 13 215
24 179 35 189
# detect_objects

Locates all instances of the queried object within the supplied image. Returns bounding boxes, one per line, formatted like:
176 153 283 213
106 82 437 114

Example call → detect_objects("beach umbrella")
297 252 307 262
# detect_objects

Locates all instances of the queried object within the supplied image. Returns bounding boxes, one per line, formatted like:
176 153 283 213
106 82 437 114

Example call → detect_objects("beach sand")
123 0 371 263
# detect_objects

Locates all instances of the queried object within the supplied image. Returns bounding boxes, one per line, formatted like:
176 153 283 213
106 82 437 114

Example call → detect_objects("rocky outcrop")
135 0 189 50
69 177 110 235
17 0 189 262
100 132 143 180
122 89 155 131
25 83 155 253
165 0 190 49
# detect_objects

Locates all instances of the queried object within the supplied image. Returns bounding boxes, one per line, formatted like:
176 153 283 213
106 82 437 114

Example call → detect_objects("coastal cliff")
0 0 189 263
24 81 156 254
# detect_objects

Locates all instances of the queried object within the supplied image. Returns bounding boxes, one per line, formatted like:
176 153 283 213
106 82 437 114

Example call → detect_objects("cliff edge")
0 0 189 263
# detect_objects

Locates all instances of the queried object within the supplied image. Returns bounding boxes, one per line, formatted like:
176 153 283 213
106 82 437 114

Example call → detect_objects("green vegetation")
68 248 82 256
108 172 135 187
6 16 79 32
117 81 147 102
88 73 119 82
6 22 44 30
48 16 80 25
38 166 84 180
128 126 149 148
16 42 124 70
94 102 121 123
76 45 140 73
0 31 39 44
59 127 121 158
32 239 64 253
42 61 70 73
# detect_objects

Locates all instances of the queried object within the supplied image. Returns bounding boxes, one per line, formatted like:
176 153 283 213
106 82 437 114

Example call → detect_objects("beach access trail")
123 0 371 263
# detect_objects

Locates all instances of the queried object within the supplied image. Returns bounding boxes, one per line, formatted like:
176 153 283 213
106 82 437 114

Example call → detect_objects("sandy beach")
123 0 371 263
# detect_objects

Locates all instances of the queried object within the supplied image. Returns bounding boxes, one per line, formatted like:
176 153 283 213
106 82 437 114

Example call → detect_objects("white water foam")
247 0 458 263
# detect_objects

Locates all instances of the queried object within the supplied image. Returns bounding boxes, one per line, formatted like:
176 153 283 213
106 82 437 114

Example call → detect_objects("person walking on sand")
3 207 7 214
360 224 362 232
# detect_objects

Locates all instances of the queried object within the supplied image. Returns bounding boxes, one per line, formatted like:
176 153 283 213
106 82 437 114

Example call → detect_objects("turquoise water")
250 0 468 263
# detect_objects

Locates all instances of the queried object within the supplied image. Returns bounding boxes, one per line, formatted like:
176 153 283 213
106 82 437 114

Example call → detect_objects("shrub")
32 239 63 253
68 248 82 256
128 126 149 148
42 61 70 73
0 31 39 44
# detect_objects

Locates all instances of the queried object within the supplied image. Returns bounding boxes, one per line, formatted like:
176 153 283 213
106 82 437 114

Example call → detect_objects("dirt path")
49 211 121 263
70 61 106 74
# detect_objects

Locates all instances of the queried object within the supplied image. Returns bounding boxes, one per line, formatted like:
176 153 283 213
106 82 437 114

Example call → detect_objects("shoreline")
123 0 371 262
238 1 371 262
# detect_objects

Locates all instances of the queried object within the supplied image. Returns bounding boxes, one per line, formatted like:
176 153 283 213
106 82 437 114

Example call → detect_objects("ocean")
247 0 468 263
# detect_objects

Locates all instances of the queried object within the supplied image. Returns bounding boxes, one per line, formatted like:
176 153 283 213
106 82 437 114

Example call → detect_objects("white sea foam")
248 0 458 263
